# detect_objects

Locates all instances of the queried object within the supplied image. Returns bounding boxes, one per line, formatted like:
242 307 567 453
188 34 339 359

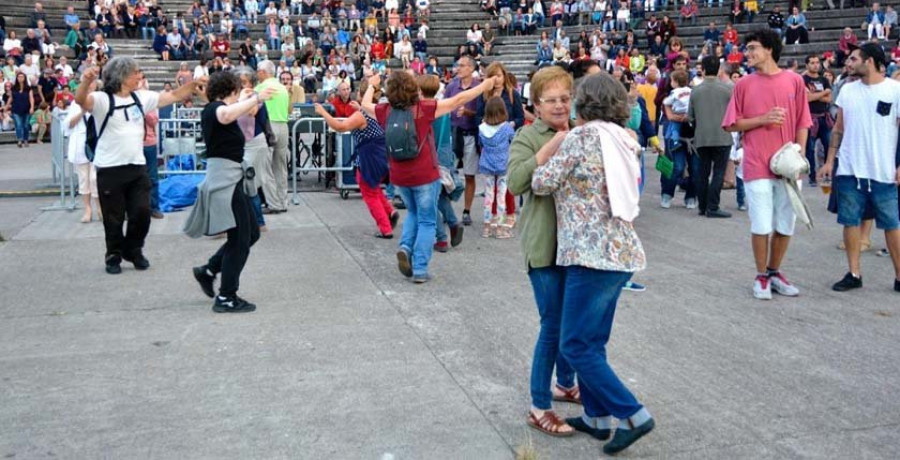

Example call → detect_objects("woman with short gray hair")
74 57 207 274
531 72 655 455
234 66 269 231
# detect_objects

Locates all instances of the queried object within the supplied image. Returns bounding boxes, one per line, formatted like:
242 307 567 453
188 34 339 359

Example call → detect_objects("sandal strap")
535 411 566 433
556 384 580 400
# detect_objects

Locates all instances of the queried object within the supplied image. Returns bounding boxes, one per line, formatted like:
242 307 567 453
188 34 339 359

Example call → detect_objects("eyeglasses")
538 95 571 106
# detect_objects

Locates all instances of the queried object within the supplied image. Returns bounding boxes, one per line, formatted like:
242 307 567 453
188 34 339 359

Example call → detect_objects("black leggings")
207 184 260 297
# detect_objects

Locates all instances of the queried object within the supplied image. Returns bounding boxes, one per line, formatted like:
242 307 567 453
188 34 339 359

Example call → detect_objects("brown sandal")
527 410 575 437
552 384 582 404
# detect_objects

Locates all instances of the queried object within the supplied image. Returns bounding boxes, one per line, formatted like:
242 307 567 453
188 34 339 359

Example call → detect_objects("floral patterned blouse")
531 122 647 273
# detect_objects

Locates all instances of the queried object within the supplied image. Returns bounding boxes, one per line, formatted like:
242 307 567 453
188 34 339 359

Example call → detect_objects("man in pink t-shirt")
722 28 812 301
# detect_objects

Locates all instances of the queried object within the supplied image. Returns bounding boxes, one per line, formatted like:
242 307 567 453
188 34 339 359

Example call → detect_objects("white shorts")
75 163 98 197
461 135 479 176
746 178 797 236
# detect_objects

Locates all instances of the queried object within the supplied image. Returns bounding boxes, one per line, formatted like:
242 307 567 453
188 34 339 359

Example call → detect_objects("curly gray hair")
102 56 141 94
233 66 257 86
574 72 630 126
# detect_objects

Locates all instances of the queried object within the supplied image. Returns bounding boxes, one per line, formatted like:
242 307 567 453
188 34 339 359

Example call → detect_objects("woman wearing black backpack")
360 71 500 283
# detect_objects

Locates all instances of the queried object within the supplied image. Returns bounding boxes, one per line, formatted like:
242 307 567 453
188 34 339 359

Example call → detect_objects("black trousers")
695 146 731 213
96 164 151 259
207 184 260 297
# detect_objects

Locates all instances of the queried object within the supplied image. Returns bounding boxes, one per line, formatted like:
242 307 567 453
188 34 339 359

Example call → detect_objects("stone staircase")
479 3 898 79
2 0 489 88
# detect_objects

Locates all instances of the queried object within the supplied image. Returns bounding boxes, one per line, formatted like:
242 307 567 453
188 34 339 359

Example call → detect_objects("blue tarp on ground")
159 155 204 212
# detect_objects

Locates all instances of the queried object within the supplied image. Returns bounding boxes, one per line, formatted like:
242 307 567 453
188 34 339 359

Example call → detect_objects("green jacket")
507 118 570 270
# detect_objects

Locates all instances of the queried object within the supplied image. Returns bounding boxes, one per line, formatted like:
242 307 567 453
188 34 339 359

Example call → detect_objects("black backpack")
85 91 144 162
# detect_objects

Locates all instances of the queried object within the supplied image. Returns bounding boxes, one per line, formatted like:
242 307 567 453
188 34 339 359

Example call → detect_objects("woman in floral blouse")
531 72 655 455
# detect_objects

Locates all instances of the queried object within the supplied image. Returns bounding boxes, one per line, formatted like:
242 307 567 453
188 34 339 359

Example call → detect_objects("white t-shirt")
663 86 691 115
55 64 75 78
835 78 900 183
19 63 40 85
89 90 161 168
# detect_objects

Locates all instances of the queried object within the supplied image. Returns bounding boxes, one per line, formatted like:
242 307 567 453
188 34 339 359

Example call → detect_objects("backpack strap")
95 91 115 143
131 91 147 141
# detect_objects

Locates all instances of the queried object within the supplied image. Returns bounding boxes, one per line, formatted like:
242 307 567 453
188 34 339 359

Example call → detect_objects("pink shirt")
722 70 812 182
143 110 159 147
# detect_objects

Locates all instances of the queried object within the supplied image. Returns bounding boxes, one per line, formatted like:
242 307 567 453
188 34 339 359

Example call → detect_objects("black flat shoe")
706 209 732 218
390 212 400 229
565 416 611 441
374 232 394 239
105 255 122 275
603 418 655 455
123 253 150 270
213 295 256 313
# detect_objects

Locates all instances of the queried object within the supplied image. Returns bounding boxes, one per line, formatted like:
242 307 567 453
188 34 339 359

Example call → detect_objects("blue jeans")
143 145 160 212
435 191 458 243
141 26 156 41
660 140 697 200
560 266 642 419
268 37 281 51
250 194 266 227
736 177 746 208
13 113 29 142
528 265 576 409
805 117 831 183
397 180 441 277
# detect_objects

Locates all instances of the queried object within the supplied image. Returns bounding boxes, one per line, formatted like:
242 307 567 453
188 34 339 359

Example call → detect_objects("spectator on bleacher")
865 3 886 41
96 6 114 37
767 6 785 38
785 7 809 45
35 21 58 57
644 13 659 46
666 37 688 71
64 6 81 31
30 2 46 29
836 27 858 67
4 31 23 65
615 2 630 31
680 0 699 25
19 54 40 86
660 15 677 44
169 28 188 60
885 6 897 39
557 29 570 49
723 22 738 53
703 22 722 48
22 29 42 58
2 58 15 82
65 23 87 61
280 72 307 105
727 43 744 65
744 0 758 23
265 17 280 50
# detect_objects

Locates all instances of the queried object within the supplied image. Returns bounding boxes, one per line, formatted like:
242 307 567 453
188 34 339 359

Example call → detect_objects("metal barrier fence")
289 117 358 204
43 115 78 211
157 118 207 176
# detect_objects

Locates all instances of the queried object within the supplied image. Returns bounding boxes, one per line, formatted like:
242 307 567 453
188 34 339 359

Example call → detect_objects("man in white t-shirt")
819 43 900 294
19 54 40 86
55 56 74 79
74 57 207 275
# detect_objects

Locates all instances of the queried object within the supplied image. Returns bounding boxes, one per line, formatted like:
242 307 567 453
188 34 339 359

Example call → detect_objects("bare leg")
843 226 862 275
861 219 874 247
885 229 900 281
768 232 791 271
81 194 92 223
752 234 769 273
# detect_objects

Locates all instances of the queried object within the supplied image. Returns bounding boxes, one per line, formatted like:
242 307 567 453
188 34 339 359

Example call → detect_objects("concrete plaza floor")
1 143 899 459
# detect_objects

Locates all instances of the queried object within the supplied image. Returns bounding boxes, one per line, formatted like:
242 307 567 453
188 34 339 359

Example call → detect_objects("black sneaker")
565 416 611 441
894 279 900 293
462 211 473 226
193 266 216 298
213 295 257 313
393 197 406 210
122 252 150 270
832 272 862 292
105 254 122 275
603 418 655 455
706 209 733 218
449 224 464 247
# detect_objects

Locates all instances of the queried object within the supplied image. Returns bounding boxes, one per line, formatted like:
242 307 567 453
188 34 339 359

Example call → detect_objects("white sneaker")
661 195 673 209
753 275 772 300
685 198 698 209
769 272 800 297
